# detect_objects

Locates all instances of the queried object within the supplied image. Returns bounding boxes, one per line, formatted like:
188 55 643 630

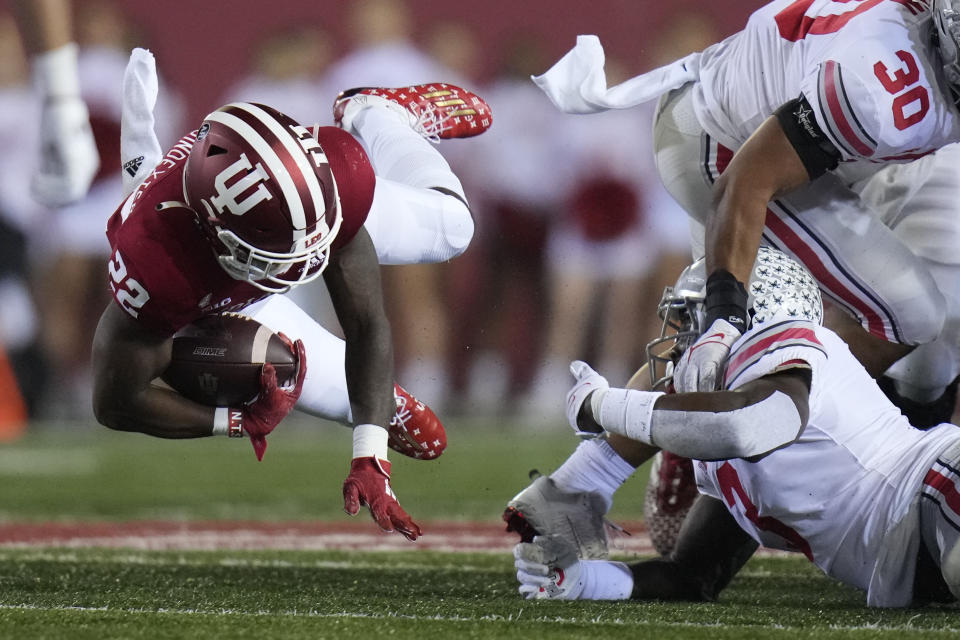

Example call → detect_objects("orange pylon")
0 345 27 441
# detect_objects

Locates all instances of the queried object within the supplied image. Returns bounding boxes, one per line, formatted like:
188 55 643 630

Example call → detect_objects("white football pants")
352 104 474 265
653 83 960 398
243 294 352 424
242 105 478 423
919 440 960 600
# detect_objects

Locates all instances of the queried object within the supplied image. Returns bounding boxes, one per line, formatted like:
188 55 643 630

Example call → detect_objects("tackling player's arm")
682 98 838 391
514 488 758 602
607 360 661 467
91 303 216 438
574 364 812 461
707 114 813 284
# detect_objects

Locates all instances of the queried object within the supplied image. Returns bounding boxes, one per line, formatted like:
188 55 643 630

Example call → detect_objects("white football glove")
514 535 585 600
673 318 740 393
565 360 609 437
30 44 99 207
32 96 100 207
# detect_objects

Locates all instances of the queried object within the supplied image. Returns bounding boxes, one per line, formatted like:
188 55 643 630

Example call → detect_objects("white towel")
532 35 700 114
120 48 162 199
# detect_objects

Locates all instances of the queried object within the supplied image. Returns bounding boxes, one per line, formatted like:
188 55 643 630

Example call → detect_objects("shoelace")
407 102 450 144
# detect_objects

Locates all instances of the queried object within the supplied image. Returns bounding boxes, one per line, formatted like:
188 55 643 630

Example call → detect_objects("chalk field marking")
0 603 955 634
0 520 790 556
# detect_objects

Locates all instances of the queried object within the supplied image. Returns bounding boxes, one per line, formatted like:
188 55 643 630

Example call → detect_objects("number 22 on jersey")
109 251 150 318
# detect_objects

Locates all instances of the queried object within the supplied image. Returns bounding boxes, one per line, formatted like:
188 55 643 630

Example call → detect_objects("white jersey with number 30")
694 318 960 606
694 0 960 178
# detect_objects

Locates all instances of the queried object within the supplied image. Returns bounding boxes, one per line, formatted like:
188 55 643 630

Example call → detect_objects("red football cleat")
333 83 492 142
388 383 447 459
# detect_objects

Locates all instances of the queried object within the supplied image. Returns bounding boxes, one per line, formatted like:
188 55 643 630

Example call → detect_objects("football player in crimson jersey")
536 0 960 428
509 249 960 607
91 84 492 540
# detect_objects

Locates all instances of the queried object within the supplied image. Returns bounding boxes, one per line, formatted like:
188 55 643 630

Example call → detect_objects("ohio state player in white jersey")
536 0 960 426
693 322 960 606
665 0 960 417
695 0 956 168
509 250 960 606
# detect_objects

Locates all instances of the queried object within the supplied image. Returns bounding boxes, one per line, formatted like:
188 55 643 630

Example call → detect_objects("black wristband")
704 269 748 332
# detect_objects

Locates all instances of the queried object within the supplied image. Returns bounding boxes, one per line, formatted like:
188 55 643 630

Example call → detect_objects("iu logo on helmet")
209 153 273 216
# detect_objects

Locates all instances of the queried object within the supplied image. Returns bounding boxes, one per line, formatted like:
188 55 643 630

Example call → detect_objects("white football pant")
350 103 474 265
240 105 480 423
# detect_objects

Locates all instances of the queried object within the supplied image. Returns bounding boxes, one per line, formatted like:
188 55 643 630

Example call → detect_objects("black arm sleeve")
774 95 841 180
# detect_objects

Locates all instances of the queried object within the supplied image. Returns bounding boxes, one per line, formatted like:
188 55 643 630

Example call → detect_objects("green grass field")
1 417 959 638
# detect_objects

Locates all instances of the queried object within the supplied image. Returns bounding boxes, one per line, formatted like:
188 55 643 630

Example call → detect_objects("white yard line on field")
0 603 955 634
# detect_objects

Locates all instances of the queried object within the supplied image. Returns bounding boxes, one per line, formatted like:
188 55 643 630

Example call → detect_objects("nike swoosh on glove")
673 319 740 393
243 339 307 460
343 456 422 541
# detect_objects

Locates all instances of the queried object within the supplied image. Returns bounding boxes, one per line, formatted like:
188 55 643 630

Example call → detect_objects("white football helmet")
932 0 960 103
646 247 823 389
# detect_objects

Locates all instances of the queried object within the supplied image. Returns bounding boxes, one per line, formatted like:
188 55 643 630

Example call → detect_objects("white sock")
581 561 634 600
550 439 636 511
353 107 466 198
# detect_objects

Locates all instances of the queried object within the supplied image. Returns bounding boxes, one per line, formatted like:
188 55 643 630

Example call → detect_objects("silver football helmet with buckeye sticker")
184 102 342 293
646 247 823 389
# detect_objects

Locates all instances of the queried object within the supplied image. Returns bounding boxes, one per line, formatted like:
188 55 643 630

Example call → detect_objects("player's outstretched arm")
324 228 421 540
570 361 811 461
323 227 395 429
91 303 217 438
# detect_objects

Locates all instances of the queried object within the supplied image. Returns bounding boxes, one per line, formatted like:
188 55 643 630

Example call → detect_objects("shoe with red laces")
333 83 492 142
643 451 700 556
388 383 447 459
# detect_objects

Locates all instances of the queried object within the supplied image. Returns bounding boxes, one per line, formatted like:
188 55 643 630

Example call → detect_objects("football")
161 313 298 406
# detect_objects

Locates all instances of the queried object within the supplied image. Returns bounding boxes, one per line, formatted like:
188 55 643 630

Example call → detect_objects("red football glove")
342 456 422 541
243 339 307 461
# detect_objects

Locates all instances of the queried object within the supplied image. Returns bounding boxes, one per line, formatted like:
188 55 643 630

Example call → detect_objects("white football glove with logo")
514 534 634 601
514 535 586 600
673 318 740 393
565 360 609 437
31 44 99 207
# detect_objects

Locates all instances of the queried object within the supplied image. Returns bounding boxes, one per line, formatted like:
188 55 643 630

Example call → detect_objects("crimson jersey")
105 126 375 335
